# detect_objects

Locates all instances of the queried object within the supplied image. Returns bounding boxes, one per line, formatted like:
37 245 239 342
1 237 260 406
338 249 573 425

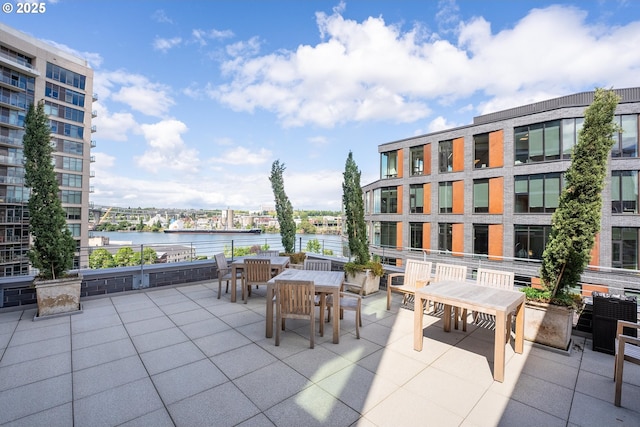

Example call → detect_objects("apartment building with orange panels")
363 87 640 271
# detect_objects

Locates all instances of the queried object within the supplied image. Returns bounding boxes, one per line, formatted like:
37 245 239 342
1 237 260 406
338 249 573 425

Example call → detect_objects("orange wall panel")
489 130 504 168
588 233 600 269
488 224 503 260
423 183 431 214
424 144 431 175
396 222 403 250
453 137 465 172
452 180 464 214
422 223 431 250
452 223 464 256
489 177 504 214
397 148 403 178
397 185 403 214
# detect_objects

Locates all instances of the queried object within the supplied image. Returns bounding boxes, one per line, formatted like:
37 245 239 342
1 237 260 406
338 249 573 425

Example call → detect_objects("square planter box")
524 301 574 351
35 275 82 317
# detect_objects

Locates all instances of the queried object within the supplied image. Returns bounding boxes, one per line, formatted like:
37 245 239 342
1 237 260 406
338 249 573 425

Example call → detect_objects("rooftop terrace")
0 281 639 426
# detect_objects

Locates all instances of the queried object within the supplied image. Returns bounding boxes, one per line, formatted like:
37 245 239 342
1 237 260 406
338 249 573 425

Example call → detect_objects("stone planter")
524 301 574 350
35 275 82 318
346 270 380 296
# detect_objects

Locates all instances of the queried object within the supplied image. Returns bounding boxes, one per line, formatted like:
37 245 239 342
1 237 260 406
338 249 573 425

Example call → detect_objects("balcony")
90 125 97 133
0 277 637 425
91 110 97 118
0 51 40 76
90 140 97 148
92 93 98 102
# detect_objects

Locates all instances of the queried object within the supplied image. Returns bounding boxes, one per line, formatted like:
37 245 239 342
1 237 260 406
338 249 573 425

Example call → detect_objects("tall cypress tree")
342 151 370 265
23 100 76 279
269 160 296 253
540 88 620 298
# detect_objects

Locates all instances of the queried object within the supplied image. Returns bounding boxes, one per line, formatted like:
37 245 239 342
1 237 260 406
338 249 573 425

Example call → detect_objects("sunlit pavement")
1 282 639 426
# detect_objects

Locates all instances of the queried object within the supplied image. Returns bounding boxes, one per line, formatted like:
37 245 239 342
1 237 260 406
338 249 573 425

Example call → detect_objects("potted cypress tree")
342 151 383 295
523 88 620 349
23 100 80 317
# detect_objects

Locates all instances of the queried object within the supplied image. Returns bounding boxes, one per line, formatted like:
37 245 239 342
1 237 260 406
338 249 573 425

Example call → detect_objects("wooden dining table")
413 280 526 382
229 256 290 303
267 269 345 344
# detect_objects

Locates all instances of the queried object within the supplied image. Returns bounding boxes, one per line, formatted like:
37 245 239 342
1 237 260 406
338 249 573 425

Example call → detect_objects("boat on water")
163 228 262 235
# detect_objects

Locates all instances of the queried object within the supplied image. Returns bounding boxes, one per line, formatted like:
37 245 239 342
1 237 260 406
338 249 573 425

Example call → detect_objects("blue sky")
3 0 640 211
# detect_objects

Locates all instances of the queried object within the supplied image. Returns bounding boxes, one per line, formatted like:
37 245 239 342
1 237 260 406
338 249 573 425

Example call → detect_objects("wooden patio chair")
327 273 364 339
614 320 640 407
257 250 280 257
275 279 316 348
214 253 242 299
432 263 468 329
303 259 332 271
474 268 516 339
243 258 272 304
386 259 432 310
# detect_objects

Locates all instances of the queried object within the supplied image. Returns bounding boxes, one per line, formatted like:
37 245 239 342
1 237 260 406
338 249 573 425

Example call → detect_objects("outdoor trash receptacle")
592 292 637 355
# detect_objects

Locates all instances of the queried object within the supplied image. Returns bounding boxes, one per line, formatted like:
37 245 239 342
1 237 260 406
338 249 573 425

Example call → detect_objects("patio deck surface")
0 281 639 427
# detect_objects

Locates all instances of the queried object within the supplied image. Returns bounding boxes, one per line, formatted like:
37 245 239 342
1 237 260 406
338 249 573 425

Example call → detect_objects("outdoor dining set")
213 252 363 349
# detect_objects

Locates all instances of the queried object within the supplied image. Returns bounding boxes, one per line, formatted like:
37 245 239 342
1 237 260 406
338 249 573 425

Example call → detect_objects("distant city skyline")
3 0 640 210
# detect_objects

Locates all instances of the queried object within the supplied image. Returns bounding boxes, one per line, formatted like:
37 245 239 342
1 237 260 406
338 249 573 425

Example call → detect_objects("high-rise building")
364 88 640 272
0 23 94 276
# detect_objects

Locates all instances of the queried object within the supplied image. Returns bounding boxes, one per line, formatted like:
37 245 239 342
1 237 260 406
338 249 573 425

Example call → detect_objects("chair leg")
275 313 281 346
614 342 624 406
355 309 360 339
310 315 315 349
217 282 222 299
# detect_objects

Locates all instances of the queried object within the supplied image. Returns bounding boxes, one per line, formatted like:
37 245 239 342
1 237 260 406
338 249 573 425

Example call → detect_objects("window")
612 114 638 158
438 182 453 213
409 184 424 213
410 146 424 175
381 151 399 178
45 82 85 107
364 191 370 214
514 120 561 163
62 139 83 156
612 171 638 214
61 190 81 204
514 173 562 213
514 225 551 260
474 133 489 168
612 227 639 269
50 120 84 139
44 101 84 123
473 224 489 255
410 223 423 249
473 179 489 213
67 223 81 237
62 156 83 172
438 223 453 252
439 140 453 172
373 222 397 248
65 207 81 220
46 63 86 90
61 173 82 188
561 118 584 158
6 186 28 203
373 187 398 213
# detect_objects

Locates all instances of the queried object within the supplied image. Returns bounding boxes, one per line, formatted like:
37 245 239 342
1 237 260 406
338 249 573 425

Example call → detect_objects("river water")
93 231 346 258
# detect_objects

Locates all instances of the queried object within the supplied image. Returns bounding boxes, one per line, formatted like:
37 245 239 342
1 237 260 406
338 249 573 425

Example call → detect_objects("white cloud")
192 28 235 46
151 9 173 24
427 116 460 133
153 36 182 52
206 4 640 128
97 70 174 117
92 103 138 141
216 146 272 165
137 119 199 173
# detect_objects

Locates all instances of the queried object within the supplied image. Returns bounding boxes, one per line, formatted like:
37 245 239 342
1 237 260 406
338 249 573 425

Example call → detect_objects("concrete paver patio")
0 281 639 426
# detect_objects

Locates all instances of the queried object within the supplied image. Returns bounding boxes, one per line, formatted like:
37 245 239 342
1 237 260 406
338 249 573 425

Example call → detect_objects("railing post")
231 240 235 261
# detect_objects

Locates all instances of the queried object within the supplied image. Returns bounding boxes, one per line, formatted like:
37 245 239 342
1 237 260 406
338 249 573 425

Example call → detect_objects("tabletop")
269 269 344 288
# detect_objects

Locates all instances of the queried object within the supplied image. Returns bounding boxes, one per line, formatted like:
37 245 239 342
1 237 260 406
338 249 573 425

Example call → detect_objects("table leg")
231 266 238 303
319 293 325 337
413 294 424 351
514 301 524 354
443 304 452 332
266 283 274 338
332 289 339 344
494 310 506 382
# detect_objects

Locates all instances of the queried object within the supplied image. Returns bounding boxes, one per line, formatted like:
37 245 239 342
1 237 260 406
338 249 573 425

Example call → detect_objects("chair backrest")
303 259 332 271
476 268 514 290
276 279 315 319
403 259 432 289
433 263 468 282
214 252 228 271
245 258 272 283
257 250 280 257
